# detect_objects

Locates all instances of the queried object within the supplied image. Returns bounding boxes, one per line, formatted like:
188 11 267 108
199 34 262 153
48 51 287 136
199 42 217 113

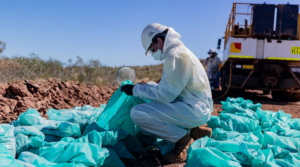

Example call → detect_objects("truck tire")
277 79 300 89
292 92 300 101
272 91 293 101
220 65 229 95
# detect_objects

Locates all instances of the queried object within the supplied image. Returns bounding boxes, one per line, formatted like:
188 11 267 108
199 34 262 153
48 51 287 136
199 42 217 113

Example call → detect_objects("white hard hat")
141 23 168 55
208 48 216 54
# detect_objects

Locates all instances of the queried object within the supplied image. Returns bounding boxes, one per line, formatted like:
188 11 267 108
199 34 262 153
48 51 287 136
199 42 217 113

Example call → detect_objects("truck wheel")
220 65 229 95
272 91 293 101
292 92 300 101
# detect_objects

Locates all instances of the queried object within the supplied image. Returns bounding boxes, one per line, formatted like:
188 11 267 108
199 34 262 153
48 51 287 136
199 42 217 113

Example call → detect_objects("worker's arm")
203 57 209 66
216 57 222 65
133 53 193 103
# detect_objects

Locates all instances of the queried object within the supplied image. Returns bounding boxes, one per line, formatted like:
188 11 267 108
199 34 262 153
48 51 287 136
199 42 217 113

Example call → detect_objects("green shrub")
0 55 163 87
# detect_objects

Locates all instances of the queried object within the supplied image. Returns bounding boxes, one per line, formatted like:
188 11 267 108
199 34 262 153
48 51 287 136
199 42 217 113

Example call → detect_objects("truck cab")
220 2 300 101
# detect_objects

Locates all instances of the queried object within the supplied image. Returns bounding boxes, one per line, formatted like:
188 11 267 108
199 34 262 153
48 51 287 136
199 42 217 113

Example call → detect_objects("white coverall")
203 56 222 80
131 28 213 143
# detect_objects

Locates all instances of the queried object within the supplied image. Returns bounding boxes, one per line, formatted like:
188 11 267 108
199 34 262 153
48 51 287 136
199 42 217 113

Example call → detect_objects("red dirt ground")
0 79 116 123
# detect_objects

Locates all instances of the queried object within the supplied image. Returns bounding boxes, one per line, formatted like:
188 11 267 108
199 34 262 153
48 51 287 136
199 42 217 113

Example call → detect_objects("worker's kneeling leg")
130 103 187 143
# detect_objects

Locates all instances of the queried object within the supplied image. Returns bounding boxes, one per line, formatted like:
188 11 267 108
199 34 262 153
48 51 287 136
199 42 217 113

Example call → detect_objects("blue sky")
0 0 299 67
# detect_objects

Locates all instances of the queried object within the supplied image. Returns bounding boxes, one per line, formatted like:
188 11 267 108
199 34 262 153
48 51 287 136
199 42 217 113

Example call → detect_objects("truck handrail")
224 3 253 49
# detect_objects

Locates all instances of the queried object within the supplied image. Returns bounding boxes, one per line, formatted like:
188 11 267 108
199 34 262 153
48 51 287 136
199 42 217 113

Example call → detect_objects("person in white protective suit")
120 23 213 163
203 48 222 80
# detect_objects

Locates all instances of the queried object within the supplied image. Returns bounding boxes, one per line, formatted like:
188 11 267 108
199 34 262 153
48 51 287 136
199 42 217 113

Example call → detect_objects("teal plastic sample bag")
110 141 136 160
60 126 130 165
0 124 16 158
63 125 135 160
207 113 260 133
186 147 242 167
29 141 108 166
10 108 81 138
47 105 106 123
101 147 126 167
225 97 244 103
47 104 106 132
18 152 86 167
269 123 300 138
211 128 263 145
62 130 136 160
257 109 292 131
251 149 280 167
153 139 174 156
61 129 118 147
83 122 127 141
221 101 258 119
257 108 300 133
190 97 300 166
14 126 45 157
286 118 300 130
206 115 220 129
72 122 144 160
191 136 261 153
27 140 126 167
186 136 261 166
221 97 261 119
97 80 147 135
18 148 124 167
264 145 300 166
224 97 261 111
0 143 28 167
264 131 300 153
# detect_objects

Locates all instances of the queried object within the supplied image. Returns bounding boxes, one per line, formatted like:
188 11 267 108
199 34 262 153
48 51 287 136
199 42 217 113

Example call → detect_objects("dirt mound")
0 79 117 123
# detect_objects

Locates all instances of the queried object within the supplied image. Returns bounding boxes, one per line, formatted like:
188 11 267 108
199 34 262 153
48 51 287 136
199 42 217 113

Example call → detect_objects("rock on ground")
0 79 117 123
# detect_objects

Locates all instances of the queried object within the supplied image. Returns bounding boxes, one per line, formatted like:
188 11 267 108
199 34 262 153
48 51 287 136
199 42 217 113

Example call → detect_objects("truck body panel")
216 3 300 100
223 37 300 63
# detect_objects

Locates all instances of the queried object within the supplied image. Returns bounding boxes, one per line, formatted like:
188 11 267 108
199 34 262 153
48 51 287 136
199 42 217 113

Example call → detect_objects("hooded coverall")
131 28 213 143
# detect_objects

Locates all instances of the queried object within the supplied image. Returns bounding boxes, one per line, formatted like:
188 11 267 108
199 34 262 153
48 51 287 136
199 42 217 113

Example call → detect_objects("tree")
0 41 6 54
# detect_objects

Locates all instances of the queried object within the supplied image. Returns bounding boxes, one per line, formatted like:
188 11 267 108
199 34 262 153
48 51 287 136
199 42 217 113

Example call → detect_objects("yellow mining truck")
217 2 300 101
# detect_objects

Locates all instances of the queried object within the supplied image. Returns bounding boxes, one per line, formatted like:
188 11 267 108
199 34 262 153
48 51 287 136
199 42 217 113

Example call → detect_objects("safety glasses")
146 43 155 55
149 46 154 53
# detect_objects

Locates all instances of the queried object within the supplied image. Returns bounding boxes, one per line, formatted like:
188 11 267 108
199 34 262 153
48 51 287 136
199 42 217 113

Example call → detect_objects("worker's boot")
163 134 194 163
190 126 212 141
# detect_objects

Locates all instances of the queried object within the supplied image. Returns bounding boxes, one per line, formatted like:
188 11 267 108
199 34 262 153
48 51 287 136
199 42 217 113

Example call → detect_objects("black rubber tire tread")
277 79 300 89
226 75 261 87
292 92 300 101
221 65 230 93
272 91 293 101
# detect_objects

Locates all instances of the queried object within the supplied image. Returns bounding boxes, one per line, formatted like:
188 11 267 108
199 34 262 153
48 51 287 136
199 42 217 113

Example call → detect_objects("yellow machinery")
218 2 300 101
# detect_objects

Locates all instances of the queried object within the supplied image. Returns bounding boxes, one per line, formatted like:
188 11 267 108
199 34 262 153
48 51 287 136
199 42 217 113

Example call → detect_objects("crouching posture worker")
121 23 213 163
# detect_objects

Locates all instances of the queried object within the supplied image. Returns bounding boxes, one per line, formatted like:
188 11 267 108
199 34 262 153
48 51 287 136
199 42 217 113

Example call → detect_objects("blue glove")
121 85 134 95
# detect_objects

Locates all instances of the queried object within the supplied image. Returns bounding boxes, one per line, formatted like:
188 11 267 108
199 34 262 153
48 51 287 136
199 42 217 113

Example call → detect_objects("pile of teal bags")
187 97 300 167
0 80 147 167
